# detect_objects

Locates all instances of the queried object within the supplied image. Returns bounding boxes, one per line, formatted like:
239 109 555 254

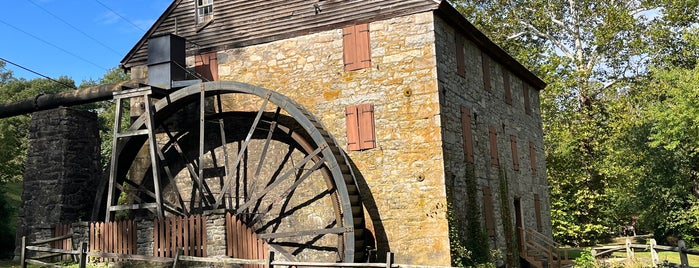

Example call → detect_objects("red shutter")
355 24 371 70
345 106 360 151
343 24 370 71
510 135 519 171
489 126 498 166
358 103 376 150
482 51 491 92
343 26 357 71
195 52 218 81
504 70 512 104
523 83 531 115
534 194 542 232
461 107 474 163
483 187 496 237
529 142 537 174
456 37 465 77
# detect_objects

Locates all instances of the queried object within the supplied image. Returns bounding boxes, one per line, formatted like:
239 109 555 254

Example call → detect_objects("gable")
120 0 441 68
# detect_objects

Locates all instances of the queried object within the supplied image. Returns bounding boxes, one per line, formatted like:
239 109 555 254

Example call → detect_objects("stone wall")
15 108 101 255
213 12 449 265
433 14 552 259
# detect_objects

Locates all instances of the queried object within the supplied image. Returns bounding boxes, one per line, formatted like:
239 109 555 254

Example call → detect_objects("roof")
120 0 545 90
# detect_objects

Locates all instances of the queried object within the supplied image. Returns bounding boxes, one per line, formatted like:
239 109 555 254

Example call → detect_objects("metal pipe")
0 79 145 118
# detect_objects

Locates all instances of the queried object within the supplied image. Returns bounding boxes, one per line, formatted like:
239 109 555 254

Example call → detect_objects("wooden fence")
20 234 87 268
153 214 207 257
226 212 269 268
52 224 72 261
89 220 137 261
593 238 699 267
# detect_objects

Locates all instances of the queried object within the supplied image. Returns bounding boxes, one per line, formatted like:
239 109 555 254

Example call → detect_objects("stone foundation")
15 108 101 256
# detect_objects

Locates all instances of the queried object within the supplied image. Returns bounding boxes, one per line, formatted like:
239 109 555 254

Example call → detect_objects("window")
503 69 512 105
460 107 474 163
483 186 496 237
534 194 543 232
523 83 531 115
194 52 218 81
488 126 498 166
510 135 519 171
456 37 465 77
343 24 371 71
529 142 537 175
482 51 491 92
346 104 376 151
197 0 214 24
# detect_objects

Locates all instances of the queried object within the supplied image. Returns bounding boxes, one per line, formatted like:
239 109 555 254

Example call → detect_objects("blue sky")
0 0 171 83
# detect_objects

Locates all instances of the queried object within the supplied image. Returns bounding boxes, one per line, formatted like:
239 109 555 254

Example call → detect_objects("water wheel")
103 81 366 262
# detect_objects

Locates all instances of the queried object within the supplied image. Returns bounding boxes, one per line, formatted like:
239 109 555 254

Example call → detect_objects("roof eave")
435 1 546 90
120 0 183 70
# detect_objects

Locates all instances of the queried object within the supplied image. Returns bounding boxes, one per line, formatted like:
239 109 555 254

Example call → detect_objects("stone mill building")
15 0 553 267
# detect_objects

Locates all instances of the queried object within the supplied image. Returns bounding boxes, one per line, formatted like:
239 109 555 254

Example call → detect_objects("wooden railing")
19 234 88 268
520 227 574 267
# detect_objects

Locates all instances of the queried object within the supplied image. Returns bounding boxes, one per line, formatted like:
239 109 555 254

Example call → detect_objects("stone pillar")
15 107 101 256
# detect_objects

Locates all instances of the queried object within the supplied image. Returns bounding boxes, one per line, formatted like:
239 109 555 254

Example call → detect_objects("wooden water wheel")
102 81 366 262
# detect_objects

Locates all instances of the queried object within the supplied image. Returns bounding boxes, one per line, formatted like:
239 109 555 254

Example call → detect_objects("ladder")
105 86 167 221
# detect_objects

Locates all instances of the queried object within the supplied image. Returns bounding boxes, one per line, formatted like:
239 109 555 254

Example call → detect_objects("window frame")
196 0 214 24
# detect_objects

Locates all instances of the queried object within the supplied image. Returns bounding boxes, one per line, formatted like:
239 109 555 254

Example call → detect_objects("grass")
0 181 22 259
608 247 699 266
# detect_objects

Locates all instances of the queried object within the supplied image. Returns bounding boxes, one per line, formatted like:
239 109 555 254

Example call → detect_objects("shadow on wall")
346 157 390 262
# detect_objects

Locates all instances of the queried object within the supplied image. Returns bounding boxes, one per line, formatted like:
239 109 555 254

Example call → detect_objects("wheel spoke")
246 107 281 206
235 144 326 214
214 94 271 207
163 124 214 209
257 227 350 240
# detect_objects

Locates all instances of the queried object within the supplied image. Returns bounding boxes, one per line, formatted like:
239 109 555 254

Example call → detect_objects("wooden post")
386 252 394 268
79 242 87 268
266 251 275 268
20 236 26 268
650 239 659 266
625 238 634 260
172 248 182 268
679 240 689 267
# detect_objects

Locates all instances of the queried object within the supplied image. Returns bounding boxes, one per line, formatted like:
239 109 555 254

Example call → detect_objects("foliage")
572 249 596 268
79 67 129 170
449 164 492 266
0 61 77 182
449 0 699 246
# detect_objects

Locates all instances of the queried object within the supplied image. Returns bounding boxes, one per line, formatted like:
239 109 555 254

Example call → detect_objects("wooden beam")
257 227 351 239
235 144 326 214
214 94 271 207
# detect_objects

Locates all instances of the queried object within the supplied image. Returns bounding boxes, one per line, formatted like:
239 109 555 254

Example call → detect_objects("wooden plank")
86 252 172 262
153 219 159 256
345 105 360 151
195 215 202 257
189 215 195 256
226 213 233 256
28 234 72 246
202 215 207 256
257 227 350 239
89 223 95 254
25 246 78 255
488 126 498 166
236 217 243 259
183 216 190 257
460 106 474 163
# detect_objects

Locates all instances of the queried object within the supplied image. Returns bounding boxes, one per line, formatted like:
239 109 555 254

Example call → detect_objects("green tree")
449 0 699 245
79 67 129 168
